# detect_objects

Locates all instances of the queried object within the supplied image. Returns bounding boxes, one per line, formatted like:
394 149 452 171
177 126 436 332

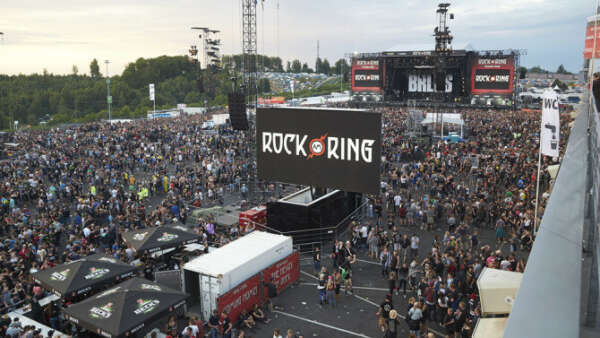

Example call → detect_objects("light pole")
105 60 111 122
340 60 343 92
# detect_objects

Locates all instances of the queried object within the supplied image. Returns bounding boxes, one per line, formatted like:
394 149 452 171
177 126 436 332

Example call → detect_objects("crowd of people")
0 102 571 337
350 106 569 337
0 114 267 336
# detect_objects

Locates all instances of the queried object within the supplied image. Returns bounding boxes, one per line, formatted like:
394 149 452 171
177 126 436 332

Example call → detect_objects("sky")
0 0 593 76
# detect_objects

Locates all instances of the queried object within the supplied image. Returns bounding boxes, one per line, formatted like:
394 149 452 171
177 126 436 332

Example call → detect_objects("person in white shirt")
410 234 420 260
360 224 368 249
394 194 402 213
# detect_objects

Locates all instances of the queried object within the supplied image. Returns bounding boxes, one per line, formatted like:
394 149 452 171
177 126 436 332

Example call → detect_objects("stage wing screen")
470 55 514 95
256 108 381 194
352 59 382 92
473 69 511 91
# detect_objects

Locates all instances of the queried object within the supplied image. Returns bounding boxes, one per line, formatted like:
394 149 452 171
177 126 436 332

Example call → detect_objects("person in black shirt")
377 294 394 319
454 302 467 336
313 247 321 276
442 308 455 336
25 294 42 323
207 310 220 338
221 311 232 338
265 278 279 312
143 262 153 280
397 263 409 296
593 73 600 112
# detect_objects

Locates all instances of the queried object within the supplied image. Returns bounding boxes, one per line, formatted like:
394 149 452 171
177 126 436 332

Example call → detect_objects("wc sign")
256 108 382 194
540 90 560 158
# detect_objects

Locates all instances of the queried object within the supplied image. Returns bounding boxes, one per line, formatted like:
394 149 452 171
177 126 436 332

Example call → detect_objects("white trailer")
183 231 293 320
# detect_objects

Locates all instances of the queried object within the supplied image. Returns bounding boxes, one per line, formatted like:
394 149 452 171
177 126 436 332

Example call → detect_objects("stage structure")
266 188 363 244
350 3 526 107
256 107 381 243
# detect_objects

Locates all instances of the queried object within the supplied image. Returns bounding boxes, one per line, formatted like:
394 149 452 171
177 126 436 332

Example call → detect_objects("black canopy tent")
33 254 137 298
121 226 200 254
63 277 188 338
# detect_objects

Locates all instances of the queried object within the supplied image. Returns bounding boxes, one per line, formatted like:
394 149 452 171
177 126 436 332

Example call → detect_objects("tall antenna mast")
317 40 320 73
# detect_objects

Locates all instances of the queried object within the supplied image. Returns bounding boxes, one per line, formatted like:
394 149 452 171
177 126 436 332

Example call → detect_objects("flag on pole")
540 90 560 158
149 84 155 101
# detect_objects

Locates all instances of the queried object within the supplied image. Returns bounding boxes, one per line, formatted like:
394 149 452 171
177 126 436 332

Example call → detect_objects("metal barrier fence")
584 96 600 328
503 94 599 337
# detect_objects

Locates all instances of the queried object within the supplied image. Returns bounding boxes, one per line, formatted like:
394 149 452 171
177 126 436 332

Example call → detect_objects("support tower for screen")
242 0 258 106
241 0 259 204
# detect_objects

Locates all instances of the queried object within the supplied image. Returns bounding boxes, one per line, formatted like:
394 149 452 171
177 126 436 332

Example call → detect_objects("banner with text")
584 21 600 59
149 83 155 101
217 273 261 323
263 252 299 296
541 90 560 158
257 108 382 194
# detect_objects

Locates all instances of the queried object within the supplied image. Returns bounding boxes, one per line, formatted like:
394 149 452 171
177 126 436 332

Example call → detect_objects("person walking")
207 310 220 338
313 247 321 276
398 262 409 296
410 234 420 260
318 267 327 305
368 229 379 259
325 276 336 308
388 271 396 296
380 246 391 277
386 309 400 338
408 260 420 290
495 218 506 250
407 301 423 337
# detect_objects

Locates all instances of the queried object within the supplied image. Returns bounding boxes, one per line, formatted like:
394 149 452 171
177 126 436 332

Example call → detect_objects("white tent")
421 113 464 126
477 268 523 316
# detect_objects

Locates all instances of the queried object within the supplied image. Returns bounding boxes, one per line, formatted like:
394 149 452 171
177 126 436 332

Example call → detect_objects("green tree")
286 61 292 73
90 59 101 78
260 78 271 93
270 57 284 72
334 58 350 79
321 59 331 75
518 66 527 79
556 64 570 74
291 60 302 73
315 57 322 74
301 63 312 73
529 66 547 74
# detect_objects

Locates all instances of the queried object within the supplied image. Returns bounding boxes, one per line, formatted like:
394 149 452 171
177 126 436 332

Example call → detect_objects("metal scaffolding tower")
434 3 453 53
242 0 258 105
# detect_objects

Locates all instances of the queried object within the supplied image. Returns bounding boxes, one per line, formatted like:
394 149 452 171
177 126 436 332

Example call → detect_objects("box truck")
183 231 293 321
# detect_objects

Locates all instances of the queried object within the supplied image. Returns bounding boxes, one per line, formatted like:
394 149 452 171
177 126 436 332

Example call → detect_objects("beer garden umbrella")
33 254 136 298
62 277 188 338
121 225 200 254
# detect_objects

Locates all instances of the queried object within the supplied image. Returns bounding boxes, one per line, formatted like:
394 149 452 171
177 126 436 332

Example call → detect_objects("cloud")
0 0 592 75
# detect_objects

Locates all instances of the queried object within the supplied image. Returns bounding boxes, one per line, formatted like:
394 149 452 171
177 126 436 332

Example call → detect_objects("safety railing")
503 93 595 337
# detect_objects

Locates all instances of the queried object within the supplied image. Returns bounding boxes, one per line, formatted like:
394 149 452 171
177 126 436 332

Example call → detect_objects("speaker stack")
228 92 248 131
